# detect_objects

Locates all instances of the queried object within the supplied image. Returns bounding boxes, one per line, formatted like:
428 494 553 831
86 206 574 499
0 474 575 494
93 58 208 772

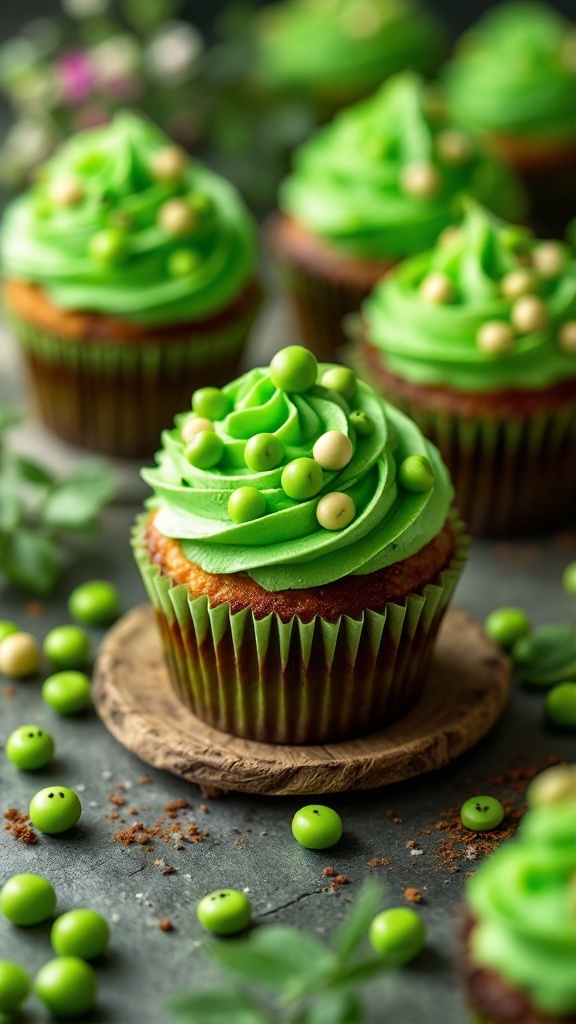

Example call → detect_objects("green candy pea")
6 724 55 770
197 889 252 936
369 908 426 966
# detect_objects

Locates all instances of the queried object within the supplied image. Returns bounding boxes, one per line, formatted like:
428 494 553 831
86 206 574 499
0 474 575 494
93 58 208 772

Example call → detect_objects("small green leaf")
0 405 22 436
513 624 576 686
61 459 116 503
42 459 115 532
332 957 388 987
0 527 60 595
302 989 366 1024
209 926 333 992
0 486 23 531
333 880 385 964
16 456 55 487
170 988 269 1024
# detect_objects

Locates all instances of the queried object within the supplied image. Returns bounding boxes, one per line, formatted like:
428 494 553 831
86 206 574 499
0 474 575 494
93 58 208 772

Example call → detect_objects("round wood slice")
93 604 510 796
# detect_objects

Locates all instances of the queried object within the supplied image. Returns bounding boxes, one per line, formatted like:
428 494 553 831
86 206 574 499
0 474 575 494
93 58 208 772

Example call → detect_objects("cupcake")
267 72 524 359
253 0 445 114
1 112 261 459
443 1 576 235
358 201 576 536
459 767 576 1023
133 345 467 745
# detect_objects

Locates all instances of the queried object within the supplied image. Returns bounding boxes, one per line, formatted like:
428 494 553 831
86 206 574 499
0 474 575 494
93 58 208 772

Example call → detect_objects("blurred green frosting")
142 362 453 591
280 73 524 259
443 1 576 139
468 801 576 1016
255 0 444 98
363 202 576 391
1 112 258 326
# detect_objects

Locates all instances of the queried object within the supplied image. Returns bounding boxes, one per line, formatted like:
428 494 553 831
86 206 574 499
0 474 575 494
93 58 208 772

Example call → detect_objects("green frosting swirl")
142 360 453 591
363 202 576 392
1 112 258 325
255 0 444 96
443 2 576 139
468 801 576 1016
280 73 524 259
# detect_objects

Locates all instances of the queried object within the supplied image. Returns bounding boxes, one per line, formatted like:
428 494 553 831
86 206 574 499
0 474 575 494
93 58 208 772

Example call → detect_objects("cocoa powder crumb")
3 686 16 698
110 794 125 807
164 799 187 813
25 601 44 618
200 805 209 814
199 785 223 799
162 866 175 875
139 776 151 784
3 808 37 845
404 887 422 904
158 919 174 932
368 857 393 869
323 867 335 876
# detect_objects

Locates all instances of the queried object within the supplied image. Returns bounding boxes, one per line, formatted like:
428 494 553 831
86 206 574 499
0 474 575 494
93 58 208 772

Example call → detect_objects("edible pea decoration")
34 957 97 1018
460 795 504 831
51 909 110 960
197 889 252 936
398 455 435 492
68 580 120 627
6 725 55 770
562 561 576 596
244 432 283 472
0 631 41 678
545 682 576 728
29 786 82 834
484 607 530 649
321 367 357 400
228 487 266 524
281 458 324 501
192 387 230 421
349 410 374 437
43 625 91 670
291 805 343 849
88 227 127 265
0 874 57 926
42 671 92 715
316 492 355 531
270 346 318 393
312 431 353 471
369 908 426 966
527 764 576 808
0 960 31 1012
0 620 18 643
185 431 224 470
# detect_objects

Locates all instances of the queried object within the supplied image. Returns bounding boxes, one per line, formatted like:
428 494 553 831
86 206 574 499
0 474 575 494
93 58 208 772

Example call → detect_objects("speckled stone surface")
0 313 575 1023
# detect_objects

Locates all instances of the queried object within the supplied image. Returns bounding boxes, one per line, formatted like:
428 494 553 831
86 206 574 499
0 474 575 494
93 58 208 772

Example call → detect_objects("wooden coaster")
93 604 510 796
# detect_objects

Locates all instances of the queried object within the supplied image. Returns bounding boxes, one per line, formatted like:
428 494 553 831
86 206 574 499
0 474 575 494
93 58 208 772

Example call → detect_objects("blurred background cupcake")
134 346 467 744
357 201 576 536
1 111 261 458
442 1 576 236
267 72 525 359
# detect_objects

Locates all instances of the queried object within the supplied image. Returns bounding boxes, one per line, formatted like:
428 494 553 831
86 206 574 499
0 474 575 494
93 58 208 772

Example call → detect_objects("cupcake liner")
131 511 468 745
354 355 576 537
7 299 260 459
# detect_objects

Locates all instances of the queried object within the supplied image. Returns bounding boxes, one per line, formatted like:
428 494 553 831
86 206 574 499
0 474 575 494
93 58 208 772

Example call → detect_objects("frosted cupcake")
134 346 466 745
1 112 261 458
443 1 576 234
359 202 576 536
267 72 524 358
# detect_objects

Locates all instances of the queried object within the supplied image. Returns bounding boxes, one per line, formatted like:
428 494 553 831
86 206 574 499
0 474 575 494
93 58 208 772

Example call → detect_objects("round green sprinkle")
42 671 92 716
168 248 201 277
43 626 91 671
0 874 57 926
0 960 31 1012
51 909 110 960
281 458 324 501
34 957 97 1018
460 795 504 831
192 387 230 421
185 431 224 470
6 725 55 770
545 682 576 728
68 580 120 627
369 908 426 965
349 410 374 437
88 227 127 265
291 805 343 849
29 786 82 835
562 561 576 596
398 455 435 492
197 889 252 936
484 607 531 649
321 367 357 400
0 621 18 644
244 432 283 473
270 346 318 393
227 487 266 524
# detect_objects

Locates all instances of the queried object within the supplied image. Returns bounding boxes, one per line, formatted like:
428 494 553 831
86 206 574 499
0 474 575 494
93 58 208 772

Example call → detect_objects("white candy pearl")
316 492 355 531
420 273 455 304
159 198 195 236
532 242 566 280
436 130 473 165
0 632 41 679
476 321 515 355
511 295 549 334
312 430 353 471
49 177 84 207
528 764 576 808
500 269 539 300
182 417 214 442
559 321 576 354
151 146 187 183
400 162 441 199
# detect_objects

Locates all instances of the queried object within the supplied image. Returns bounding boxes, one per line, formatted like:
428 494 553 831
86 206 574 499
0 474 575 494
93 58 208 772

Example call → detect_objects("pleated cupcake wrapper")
361 366 576 537
7 303 258 459
132 512 468 745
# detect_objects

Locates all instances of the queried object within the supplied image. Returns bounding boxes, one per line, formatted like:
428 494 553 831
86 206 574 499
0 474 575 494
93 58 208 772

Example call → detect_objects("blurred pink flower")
58 50 95 105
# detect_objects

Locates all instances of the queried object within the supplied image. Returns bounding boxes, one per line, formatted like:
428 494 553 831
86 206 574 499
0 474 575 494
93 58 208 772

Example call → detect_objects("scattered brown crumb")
158 919 174 932
407 840 417 848
404 887 423 904
139 776 151 784
164 799 187 813
128 808 138 816
110 794 125 807
3 686 16 698
3 807 37 845
368 857 393 870
199 785 223 799
385 810 402 824
25 601 44 618
330 874 349 892
200 805 209 814
323 867 335 877
107 813 120 821
162 866 175 875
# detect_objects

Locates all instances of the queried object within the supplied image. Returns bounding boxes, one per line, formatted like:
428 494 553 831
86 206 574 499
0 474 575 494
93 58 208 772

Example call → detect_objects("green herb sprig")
0 407 115 595
171 881 389 1024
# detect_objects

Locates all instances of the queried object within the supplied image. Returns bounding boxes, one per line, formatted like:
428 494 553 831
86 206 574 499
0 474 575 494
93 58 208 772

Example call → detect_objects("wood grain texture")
93 604 510 796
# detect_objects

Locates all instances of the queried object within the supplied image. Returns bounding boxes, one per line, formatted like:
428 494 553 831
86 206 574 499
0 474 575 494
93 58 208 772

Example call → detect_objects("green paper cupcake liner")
7 297 260 459
352 346 576 537
131 511 468 745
